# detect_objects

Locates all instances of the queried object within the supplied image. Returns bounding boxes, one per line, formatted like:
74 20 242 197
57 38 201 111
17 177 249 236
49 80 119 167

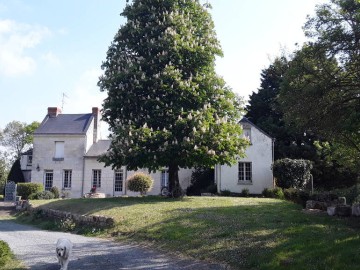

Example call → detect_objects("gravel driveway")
0 202 227 270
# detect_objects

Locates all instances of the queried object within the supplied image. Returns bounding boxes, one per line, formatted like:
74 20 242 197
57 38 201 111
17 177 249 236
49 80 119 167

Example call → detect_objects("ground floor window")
63 170 72 189
161 170 169 188
92 170 101 188
44 170 53 190
114 170 123 192
238 162 252 182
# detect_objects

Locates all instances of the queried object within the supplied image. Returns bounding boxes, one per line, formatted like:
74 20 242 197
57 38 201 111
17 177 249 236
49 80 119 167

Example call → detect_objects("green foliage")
220 189 231 196
273 158 312 189
50 186 60 199
98 0 249 192
241 188 250 197
279 0 360 174
284 188 310 207
187 167 215 195
17 183 43 200
262 187 284 199
0 121 40 159
127 172 154 195
331 184 360 205
28 190 55 200
0 153 9 193
7 159 24 183
0 240 12 267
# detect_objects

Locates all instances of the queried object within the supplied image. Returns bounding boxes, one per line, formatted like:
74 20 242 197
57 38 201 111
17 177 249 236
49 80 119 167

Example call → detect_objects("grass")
17 196 360 270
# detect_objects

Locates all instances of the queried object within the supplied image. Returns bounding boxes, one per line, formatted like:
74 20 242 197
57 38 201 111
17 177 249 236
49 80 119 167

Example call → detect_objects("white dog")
56 238 73 270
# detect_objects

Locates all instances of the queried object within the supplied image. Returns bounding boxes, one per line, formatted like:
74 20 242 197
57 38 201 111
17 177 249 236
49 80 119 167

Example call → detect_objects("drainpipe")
272 138 275 188
124 166 128 195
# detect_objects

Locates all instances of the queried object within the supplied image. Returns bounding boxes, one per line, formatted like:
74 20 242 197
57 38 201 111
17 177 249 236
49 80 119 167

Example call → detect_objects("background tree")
98 0 248 193
279 0 360 176
247 56 357 189
0 121 40 160
246 56 317 160
0 152 10 193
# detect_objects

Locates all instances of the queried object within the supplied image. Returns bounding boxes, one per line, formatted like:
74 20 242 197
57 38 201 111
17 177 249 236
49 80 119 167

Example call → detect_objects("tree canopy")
279 0 360 174
98 0 248 192
0 121 40 160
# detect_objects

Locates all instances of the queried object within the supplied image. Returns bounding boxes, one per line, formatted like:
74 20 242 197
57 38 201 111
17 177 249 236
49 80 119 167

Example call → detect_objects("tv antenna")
61 93 69 112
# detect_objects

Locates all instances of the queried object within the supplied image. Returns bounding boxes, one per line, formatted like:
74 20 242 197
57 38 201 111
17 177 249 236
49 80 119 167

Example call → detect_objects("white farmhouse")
30 107 273 198
215 118 274 194
31 107 192 198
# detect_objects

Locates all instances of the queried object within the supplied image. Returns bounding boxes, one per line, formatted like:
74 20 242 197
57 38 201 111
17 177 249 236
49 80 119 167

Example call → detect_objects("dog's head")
56 245 67 258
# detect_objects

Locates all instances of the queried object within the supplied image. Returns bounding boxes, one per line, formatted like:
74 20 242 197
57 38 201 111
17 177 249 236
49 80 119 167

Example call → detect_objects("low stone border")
21 201 115 228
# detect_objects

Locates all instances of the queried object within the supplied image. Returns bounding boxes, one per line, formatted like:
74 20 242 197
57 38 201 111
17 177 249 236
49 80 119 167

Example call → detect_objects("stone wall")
22 202 115 229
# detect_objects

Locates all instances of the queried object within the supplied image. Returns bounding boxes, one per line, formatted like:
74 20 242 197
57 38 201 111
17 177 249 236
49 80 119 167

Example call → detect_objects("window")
238 162 252 182
44 171 53 191
161 170 169 188
54 141 64 160
92 170 101 188
243 128 251 143
63 170 72 189
114 170 123 192
27 155 32 166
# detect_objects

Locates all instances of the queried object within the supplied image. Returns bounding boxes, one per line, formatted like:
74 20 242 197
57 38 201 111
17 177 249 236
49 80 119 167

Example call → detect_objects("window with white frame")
63 170 72 189
238 162 252 182
161 170 169 188
114 170 123 192
44 170 53 190
92 170 101 188
54 141 64 160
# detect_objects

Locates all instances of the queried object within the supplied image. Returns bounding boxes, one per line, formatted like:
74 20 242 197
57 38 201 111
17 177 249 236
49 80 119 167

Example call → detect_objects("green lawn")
25 196 360 270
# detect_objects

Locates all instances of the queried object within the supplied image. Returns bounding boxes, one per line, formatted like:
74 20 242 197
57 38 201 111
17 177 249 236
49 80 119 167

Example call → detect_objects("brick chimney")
48 107 62 118
92 107 99 143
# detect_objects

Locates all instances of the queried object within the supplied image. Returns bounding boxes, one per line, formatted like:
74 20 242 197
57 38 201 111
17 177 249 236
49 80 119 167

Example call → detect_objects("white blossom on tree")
98 0 249 193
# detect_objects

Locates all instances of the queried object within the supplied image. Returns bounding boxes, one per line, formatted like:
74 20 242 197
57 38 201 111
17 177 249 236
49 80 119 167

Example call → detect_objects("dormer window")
53 141 64 161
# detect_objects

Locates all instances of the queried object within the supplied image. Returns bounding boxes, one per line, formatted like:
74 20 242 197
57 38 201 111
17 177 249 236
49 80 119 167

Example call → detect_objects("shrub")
28 190 55 200
262 187 284 199
0 240 12 267
17 183 43 200
273 158 313 189
220 189 231 196
127 172 153 195
50 186 60 199
331 184 360 204
187 167 215 196
284 188 310 207
241 188 250 197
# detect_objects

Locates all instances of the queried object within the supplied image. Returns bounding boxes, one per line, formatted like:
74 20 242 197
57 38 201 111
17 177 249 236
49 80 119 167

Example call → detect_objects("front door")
114 169 124 196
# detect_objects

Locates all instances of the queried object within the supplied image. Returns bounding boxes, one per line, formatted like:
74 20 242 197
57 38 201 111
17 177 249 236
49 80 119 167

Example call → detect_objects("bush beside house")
17 183 43 200
273 158 312 189
127 173 154 195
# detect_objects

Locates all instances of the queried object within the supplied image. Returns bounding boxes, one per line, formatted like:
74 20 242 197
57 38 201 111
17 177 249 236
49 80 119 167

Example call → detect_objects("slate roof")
34 114 94 135
85 140 111 157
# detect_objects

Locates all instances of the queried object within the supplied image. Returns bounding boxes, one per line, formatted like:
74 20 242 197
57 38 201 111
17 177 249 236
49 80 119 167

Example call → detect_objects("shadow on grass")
14 197 360 270
109 201 360 270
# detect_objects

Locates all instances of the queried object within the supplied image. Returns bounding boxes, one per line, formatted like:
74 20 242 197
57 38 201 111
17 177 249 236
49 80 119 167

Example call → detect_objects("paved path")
0 202 227 270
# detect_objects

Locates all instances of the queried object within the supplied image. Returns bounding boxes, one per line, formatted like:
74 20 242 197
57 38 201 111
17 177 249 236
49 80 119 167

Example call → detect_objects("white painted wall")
216 124 274 194
31 134 87 197
83 159 193 197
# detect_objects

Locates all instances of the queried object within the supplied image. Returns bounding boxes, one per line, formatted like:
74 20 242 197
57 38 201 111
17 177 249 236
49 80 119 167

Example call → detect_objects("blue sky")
0 0 326 138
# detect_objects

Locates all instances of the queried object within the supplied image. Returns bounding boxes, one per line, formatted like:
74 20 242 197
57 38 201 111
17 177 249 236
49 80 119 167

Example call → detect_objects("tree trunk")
168 163 180 193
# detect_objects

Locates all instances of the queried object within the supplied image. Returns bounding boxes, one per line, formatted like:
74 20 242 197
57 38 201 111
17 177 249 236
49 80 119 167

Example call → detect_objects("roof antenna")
61 93 68 112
